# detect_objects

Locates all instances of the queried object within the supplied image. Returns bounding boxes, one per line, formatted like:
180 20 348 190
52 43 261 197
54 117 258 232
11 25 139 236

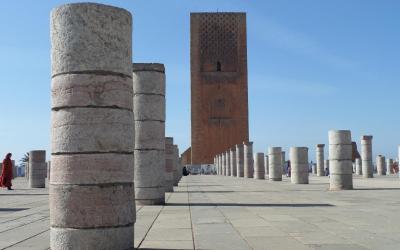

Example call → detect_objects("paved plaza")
0 175 399 250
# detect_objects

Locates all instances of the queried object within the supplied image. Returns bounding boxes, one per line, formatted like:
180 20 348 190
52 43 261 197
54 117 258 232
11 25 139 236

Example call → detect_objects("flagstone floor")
0 174 399 250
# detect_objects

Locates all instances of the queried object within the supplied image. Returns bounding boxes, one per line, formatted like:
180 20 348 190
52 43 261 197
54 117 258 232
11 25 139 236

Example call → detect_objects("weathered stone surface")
133 63 165 205
386 158 394 174
50 3 134 249
328 131 352 144
222 153 226 176
268 147 282 181
316 144 325 176
51 3 132 77
243 142 254 178
361 135 373 178
134 150 165 187
264 154 269 177
50 226 134 250
225 151 231 176
51 74 133 110
133 95 165 121
329 130 353 190
165 137 174 192
290 147 309 184
328 144 353 160
135 121 165 150
133 66 165 94
253 152 265 179
50 184 135 227
230 148 237 177
29 150 46 188
52 108 134 153
355 158 362 175
376 155 386 175
51 154 134 184
236 144 244 177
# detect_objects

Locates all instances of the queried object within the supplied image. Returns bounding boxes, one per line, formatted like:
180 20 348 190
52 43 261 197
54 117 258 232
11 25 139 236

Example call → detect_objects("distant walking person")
1 153 13 190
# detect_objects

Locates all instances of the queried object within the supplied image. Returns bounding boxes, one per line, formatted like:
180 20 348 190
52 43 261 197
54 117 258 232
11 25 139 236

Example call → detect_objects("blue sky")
0 0 399 164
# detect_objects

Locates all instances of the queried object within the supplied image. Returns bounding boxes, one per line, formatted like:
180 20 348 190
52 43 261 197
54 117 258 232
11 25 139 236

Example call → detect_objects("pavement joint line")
1 228 49 250
0 216 49 234
187 181 196 250
136 201 165 248
0 207 49 225
208 180 256 250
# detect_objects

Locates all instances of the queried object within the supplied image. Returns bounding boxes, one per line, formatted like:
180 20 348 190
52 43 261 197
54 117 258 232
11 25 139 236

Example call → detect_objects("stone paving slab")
0 175 399 249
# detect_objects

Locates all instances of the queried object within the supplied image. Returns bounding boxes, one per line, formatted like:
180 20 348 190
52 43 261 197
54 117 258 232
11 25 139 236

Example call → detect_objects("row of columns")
214 130 399 191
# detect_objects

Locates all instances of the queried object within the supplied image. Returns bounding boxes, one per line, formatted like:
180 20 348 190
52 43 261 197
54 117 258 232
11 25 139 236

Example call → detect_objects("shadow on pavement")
0 208 29 212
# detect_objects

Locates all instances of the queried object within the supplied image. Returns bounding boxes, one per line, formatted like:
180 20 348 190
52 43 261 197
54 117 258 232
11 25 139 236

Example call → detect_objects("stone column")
316 144 325 176
386 158 393 174
25 162 29 179
50 4 134 249
222 153 226 176
225 151 231 176
328 130 353 190
244 141 254 178
264 154 269 178
376 155 386 175
268 147 282 181
254 152 265 179
355 158 362 175
236 144 244 177
217 154 222 175
281 151 286 174
361 135 373 178
173 145 180 185
324 160 329 175
165 137 175 191
230 148 237 177
290 147 309 184
133 63 165 205
29 150 46 188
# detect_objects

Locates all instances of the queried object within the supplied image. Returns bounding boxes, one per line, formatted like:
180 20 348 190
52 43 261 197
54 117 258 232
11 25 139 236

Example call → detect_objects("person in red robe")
1 153 13 190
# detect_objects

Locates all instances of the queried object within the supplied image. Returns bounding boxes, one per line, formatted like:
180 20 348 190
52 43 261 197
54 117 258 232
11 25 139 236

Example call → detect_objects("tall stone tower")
190 12 249 164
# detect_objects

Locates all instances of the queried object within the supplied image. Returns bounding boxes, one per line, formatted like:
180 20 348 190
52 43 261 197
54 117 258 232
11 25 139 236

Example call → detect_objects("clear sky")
1 0 399 165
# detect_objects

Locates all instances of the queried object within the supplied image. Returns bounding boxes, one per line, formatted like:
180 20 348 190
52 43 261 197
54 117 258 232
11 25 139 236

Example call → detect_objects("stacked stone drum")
386 158 393 174
268 147 282 181
253 152 265 179
244 141 254 178
133 63 165 205
226 151 231 176
376 155 386 175
355 158 362 175
236 144 244 177
50 3 134 249
316 144 325 176
290 147 309 184
165 137 175 191
361 135 373 178
328 130 353 190
230 148 237 177
264 154 269 178
29 150 46 188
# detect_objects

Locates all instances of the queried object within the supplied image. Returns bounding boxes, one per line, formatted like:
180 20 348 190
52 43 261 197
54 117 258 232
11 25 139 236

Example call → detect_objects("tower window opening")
217 61 221 71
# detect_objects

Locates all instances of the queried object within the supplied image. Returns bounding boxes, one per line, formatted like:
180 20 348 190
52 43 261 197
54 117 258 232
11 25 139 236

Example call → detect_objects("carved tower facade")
190 12 249 164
